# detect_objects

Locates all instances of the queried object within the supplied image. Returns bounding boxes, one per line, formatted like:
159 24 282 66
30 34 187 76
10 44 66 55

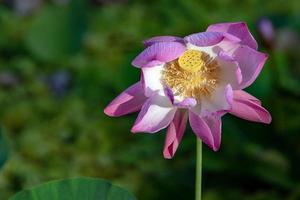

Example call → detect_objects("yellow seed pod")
178 50 205 73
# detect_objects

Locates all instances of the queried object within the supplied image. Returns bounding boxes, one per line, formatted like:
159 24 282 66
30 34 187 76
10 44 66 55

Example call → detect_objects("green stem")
195 139 202 200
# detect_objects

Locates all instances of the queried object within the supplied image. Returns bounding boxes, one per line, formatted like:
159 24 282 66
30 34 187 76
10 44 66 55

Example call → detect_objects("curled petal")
132 42 186 68
184 32 224 47
229 90 271 124
189 111 222 151
207 22 258 49
233 45 268 89
164 87 174 104
163 87 197 108
163 110 188 159
174 98 197 108
131 94 176 133
104 82 147 117
143 36 184 47
185 33 240 58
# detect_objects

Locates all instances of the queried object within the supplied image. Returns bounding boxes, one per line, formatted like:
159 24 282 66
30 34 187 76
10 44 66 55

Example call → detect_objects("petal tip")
262 112 272 124
130 126 139 134
103 106 119 117
240 22 247 27
163 151 173 159
103 107 113 116
130 123 162 134
164 143 175 159
204 140 221 152
212 145 221 152
131 60 139 68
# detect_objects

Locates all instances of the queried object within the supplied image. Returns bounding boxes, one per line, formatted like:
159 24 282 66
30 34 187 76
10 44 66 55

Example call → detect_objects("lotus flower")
104 22 271 159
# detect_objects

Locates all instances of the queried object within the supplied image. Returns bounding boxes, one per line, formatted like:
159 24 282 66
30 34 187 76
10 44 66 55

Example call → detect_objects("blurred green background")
0 0 300 199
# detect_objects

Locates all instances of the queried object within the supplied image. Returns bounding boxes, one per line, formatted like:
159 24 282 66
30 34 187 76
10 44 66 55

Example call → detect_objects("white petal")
192 84 233 116
217 58 242 89
142 64 164 97
186 43 218 58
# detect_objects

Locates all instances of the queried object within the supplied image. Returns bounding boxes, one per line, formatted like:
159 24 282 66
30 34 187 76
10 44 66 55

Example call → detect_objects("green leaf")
0 127 9 169
10 177 136 200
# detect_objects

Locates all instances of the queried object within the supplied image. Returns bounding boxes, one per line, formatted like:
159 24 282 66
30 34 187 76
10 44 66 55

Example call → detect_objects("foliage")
10 177 136 200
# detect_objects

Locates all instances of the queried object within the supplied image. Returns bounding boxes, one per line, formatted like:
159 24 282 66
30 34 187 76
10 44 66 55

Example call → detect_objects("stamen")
162 50 220 101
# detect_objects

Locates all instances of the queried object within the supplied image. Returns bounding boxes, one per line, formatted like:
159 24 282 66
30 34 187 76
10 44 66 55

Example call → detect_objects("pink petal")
207 22 258 50
143 36 184 47
184 32 224 46
131 93 176 133
104 82 147 117
233 45 268 89
163 110 188 159
233 90 261 104
132 42 186 68
229 90 271 124
189 111 222 151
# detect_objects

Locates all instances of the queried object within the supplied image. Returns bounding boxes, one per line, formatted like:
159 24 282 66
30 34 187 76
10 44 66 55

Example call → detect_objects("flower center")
178 50 205 73
162 50 220 101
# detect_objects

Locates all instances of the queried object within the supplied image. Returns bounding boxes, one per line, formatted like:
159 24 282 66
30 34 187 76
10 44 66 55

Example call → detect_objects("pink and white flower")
104 22 272 159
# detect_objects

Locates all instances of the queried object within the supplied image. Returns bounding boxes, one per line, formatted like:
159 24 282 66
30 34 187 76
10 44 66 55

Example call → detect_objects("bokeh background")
0 0 299 199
